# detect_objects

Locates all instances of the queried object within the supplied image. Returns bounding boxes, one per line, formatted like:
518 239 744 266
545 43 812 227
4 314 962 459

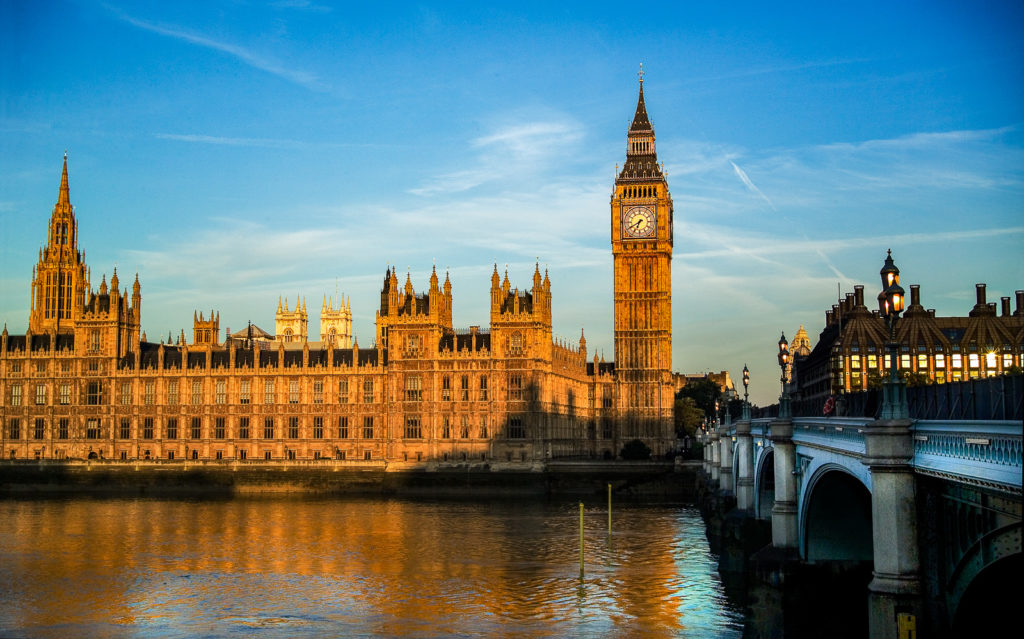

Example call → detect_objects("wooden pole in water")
607 483 612 535
579 501 585 580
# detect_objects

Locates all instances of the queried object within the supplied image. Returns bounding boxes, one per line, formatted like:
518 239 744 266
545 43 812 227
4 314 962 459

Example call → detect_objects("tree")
675 378 721 418
674 396 703 439
620 439 652 460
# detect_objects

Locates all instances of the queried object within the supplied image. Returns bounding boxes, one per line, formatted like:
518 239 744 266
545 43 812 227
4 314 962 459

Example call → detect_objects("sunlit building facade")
794 283 1024 401
1 80 678 464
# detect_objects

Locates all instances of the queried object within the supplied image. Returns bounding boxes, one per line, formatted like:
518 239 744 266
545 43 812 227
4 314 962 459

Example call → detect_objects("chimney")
976 283 986 306
845 292 855 313
910 284 921 307
1001 297 1011 317
1016 290 1024 317
854 285 865 307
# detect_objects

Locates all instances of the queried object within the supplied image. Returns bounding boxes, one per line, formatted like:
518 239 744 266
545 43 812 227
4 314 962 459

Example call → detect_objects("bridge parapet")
792 417 872 456
912 420 1022 492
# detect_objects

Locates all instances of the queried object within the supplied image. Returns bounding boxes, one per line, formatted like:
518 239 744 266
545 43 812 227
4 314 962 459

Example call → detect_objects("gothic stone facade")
1 82 676 464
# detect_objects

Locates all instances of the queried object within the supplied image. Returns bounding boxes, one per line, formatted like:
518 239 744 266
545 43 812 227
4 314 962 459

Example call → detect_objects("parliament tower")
611 69 674 428
28 153 88 335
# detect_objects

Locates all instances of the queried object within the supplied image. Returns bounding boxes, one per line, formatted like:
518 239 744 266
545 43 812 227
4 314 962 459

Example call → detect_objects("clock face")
623 205 656 238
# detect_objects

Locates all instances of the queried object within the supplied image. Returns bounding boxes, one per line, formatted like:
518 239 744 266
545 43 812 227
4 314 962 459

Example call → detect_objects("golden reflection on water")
0 498 743 637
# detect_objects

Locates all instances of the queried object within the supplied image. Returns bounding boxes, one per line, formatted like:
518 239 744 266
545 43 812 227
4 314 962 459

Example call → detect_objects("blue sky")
2 1 1022 405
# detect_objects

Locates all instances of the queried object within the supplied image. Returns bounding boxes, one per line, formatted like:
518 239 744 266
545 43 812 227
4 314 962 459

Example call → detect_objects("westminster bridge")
700 374 1022 637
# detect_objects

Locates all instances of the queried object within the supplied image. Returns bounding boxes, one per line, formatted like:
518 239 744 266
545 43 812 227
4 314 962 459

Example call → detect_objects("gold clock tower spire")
611 69 674 443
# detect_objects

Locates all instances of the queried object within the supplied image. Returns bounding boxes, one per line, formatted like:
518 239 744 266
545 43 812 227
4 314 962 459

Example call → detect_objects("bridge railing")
912 420 1022 491
791 417 871 456
729 415 1022 493
753 373 1023 421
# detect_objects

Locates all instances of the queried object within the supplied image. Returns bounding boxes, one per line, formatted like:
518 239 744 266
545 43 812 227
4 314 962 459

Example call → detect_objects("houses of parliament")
1 78 678 465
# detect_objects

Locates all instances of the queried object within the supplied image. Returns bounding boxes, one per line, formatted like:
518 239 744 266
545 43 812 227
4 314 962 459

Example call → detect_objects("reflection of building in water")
0 500 697 634
1 77 681 464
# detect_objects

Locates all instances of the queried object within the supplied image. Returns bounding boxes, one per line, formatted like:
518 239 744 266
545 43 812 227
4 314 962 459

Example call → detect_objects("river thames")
0 497 744 637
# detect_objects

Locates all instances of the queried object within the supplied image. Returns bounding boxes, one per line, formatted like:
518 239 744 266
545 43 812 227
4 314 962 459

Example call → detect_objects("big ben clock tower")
612 68 674 443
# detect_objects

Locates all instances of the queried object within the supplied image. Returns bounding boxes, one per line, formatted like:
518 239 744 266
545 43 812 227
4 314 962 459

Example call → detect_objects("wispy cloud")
268 0 332 12
678 225 1024 261
108 7 322 90
730 160 776 210
156 133 305 148
410 118 583 196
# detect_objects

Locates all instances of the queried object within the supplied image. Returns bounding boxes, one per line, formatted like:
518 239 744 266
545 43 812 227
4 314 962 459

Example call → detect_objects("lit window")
509 374 523 400
168 380 179 405
404 415 421 439
405 376 422 401
969 354 980 368
985 352 997 369
191 380 202 405
934 354 945 369
288 380 299 404
35 384 47 405
951 354 962 369
120 383 132 405
216 380 226 404
144 381 155 405
240 380 250 405
264 380 275 404
441 375 451 401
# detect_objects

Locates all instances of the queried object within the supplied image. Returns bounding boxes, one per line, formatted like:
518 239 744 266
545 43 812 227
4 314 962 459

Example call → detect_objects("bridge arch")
949 522 1021 633
754 446 774 521
799 464 873 562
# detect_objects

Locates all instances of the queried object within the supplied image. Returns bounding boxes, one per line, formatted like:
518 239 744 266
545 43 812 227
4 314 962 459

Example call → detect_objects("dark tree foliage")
620 438 652 460
675 378 722 417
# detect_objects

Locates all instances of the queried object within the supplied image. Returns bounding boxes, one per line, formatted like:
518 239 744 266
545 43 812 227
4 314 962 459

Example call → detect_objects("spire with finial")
57 151 71 209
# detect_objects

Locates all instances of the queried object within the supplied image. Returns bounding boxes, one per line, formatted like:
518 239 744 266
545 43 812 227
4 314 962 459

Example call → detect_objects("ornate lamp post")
878 249 908 419
742 364 751 420
777 332 791 418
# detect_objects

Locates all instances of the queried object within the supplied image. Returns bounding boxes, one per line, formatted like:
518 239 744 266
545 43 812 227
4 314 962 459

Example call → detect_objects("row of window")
4 414 526 441
3 378 378 407
3 374 531 407
839 352 1017 371
6 416 377 441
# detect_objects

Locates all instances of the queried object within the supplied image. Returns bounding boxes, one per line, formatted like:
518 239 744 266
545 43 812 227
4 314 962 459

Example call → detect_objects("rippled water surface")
0 497 744 637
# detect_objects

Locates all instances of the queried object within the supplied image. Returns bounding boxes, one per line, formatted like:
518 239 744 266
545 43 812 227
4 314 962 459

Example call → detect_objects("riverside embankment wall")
0 460 701 501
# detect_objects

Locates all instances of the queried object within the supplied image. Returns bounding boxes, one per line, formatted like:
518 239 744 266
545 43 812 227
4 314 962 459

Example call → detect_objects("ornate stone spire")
618 67 663 182
629 64 652 132
57 151 71 209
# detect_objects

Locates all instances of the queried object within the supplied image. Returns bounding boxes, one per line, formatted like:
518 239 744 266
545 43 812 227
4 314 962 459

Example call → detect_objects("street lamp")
878 249 908 419
742 364 751 420
778 332 791 418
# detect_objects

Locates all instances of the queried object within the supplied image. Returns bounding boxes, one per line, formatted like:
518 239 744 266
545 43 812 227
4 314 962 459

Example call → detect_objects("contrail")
731 161 777 211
